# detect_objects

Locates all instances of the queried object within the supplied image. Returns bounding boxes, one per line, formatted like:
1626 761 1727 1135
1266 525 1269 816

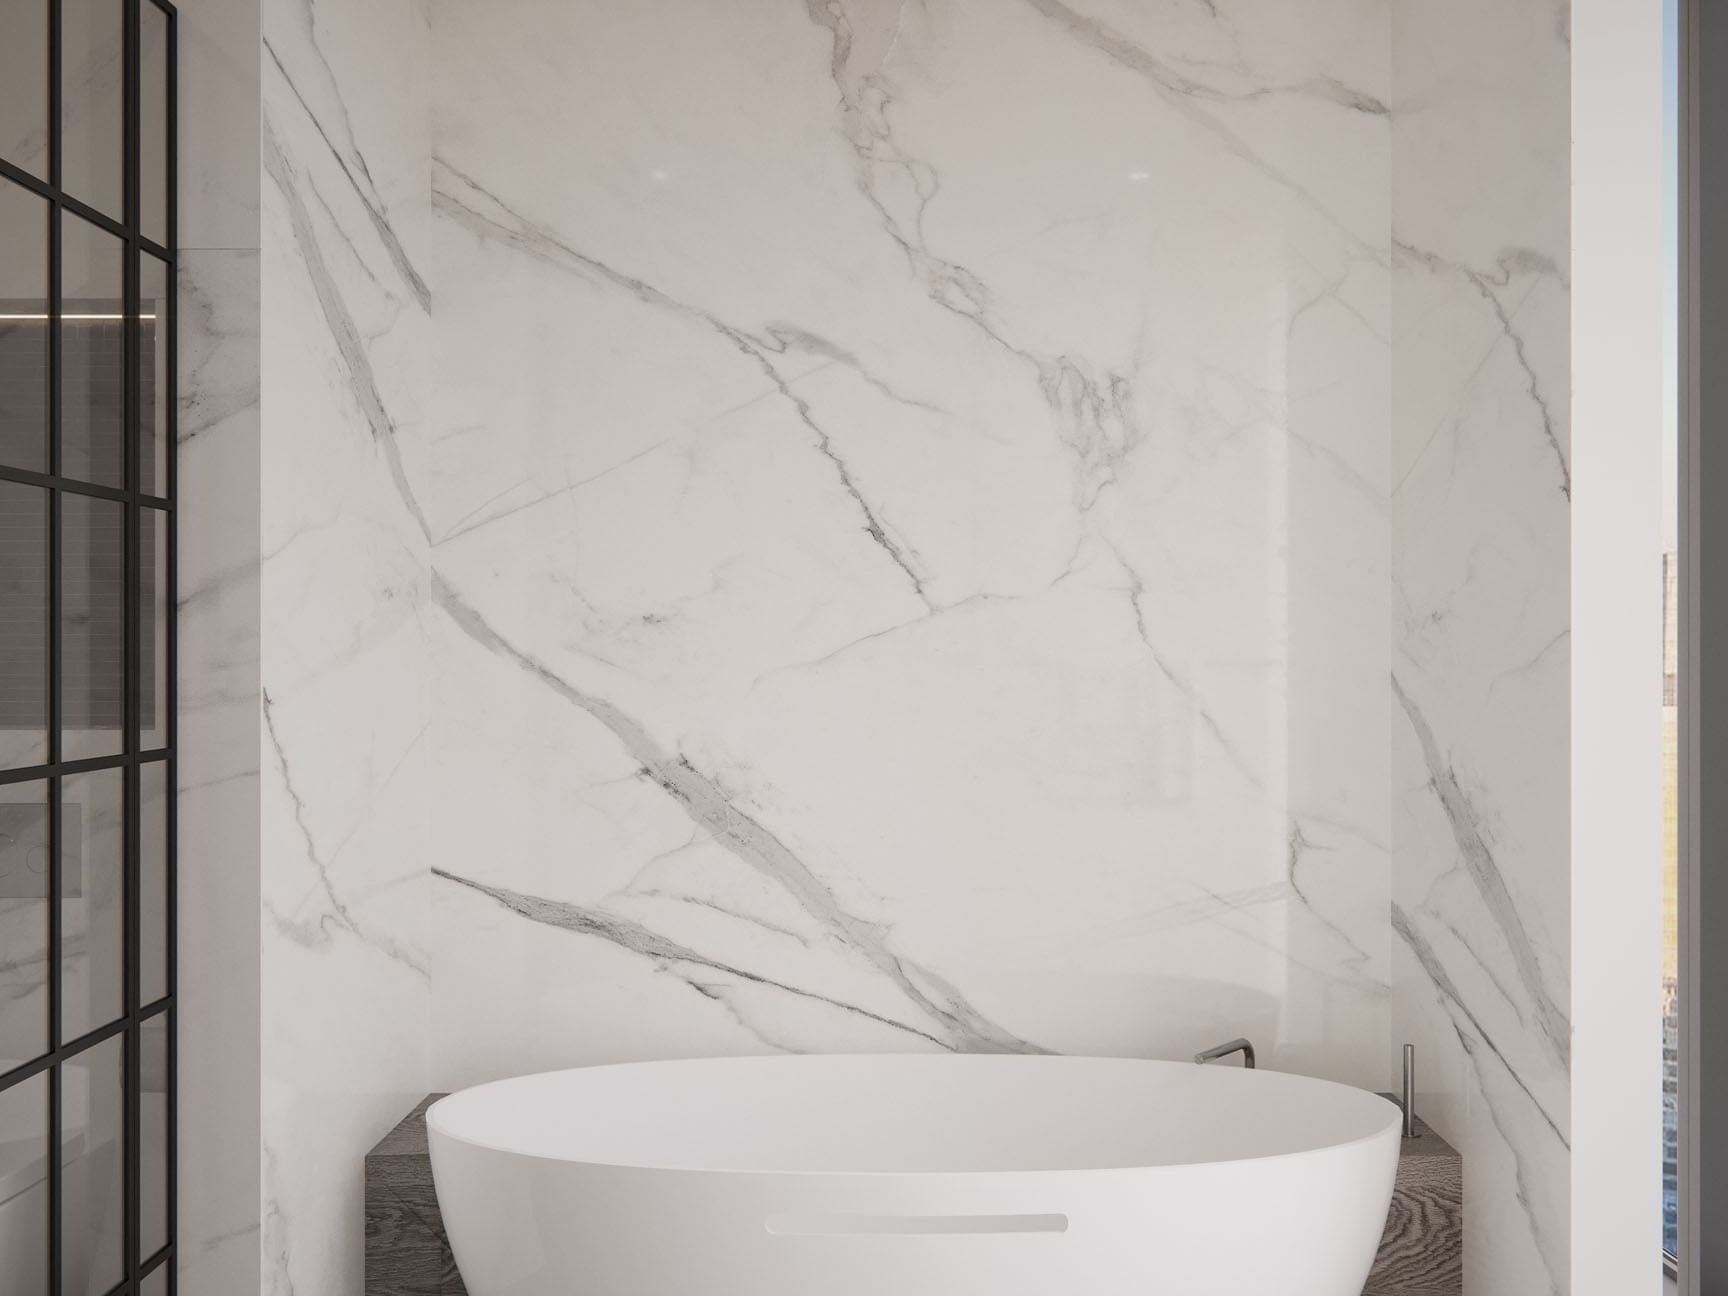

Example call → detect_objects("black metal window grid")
0 0 177 1293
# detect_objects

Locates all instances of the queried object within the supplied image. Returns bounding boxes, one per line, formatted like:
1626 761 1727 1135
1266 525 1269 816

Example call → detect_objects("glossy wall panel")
259 0 431 1292
1389 2 1573 1293
427 0 1393 1088
172 0 266 1288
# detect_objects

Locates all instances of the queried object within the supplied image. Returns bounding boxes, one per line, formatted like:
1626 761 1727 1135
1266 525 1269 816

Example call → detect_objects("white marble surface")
174 1 264 1293
260 0 432 1292
177 0 263 251
158 4 1579 1293
1390 2 1572 1293
177 244 261 1296
426 0 1392 1091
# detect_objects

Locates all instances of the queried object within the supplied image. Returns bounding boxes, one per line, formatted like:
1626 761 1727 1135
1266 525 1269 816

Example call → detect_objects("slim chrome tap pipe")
1401 1043 1418 1138
1192 1037 1256 1068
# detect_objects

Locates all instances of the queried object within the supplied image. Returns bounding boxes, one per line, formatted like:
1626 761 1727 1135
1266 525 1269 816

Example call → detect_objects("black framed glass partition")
0 0 176 1292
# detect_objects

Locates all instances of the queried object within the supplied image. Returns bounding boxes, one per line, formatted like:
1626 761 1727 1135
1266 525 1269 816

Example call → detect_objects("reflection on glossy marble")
177 244 262 1296
1390 1 1571 1293
427 0 1392 1090
174 0 266 1289
260 0 432 1292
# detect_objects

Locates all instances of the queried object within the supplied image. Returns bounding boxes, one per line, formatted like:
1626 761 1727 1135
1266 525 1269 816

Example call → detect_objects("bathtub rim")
425 1054 1404 1180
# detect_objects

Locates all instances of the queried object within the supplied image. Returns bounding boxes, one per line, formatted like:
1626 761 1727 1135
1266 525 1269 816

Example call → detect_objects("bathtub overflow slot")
765 1213 1070 1237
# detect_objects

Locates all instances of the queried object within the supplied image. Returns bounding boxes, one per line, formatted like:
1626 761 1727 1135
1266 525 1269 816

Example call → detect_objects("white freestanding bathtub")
428 1054 1401 1296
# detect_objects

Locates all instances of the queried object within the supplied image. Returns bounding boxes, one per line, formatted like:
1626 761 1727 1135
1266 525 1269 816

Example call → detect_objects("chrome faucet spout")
1193 1037 1256 1069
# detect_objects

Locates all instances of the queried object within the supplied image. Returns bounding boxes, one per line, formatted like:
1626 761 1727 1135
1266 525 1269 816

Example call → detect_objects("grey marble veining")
426 0 1393 1094
1389 1 1572 1291
260 0 434 1292
433 573 1040 1055
156 4 1572 1295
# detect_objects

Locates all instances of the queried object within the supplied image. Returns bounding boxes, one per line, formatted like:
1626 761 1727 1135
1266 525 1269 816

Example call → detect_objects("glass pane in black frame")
62 1035 124 1295
140 1013 168 1261
139 255 169 498
139 506 165 750
61 493 124 762
60 213 126 491
61 767 123 1041
0 780 51 1065
140 758 167 1006
0 482 49 769
0 179 50 473
61 0 126 221
0 1071 50 1291
140 0 169 248
0 0 50 180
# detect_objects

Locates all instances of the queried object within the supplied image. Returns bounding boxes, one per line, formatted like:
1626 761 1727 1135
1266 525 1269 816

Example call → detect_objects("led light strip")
0 313 160 321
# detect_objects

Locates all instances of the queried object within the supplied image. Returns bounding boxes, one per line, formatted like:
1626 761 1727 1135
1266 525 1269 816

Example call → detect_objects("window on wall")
0 0 177 1292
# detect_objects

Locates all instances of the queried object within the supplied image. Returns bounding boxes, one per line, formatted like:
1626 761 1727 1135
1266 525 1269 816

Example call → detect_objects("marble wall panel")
1390 2 1572 1292
426 0 1394 1091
